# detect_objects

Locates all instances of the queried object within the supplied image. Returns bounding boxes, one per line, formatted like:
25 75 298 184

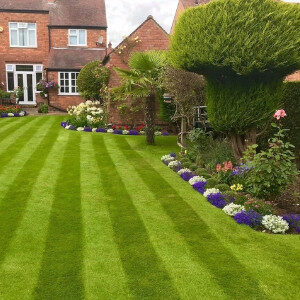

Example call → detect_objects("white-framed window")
59 72 79 95
68 29 87 46
9 22 37 47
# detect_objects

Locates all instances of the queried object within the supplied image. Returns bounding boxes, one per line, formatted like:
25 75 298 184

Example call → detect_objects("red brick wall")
50 28 107 48
0 12 50 87
107 17 170 125
47 71 84 110
171 0 185 35
286 71 300 82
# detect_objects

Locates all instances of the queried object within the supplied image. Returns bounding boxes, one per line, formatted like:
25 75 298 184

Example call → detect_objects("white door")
15 72 36 105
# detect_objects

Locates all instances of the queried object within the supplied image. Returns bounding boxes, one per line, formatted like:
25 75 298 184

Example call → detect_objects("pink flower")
273 109 287 120
216 164 222 172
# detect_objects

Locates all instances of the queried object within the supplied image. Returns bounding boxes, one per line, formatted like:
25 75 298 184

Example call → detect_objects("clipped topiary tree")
170 0 300 159
77 60 110 101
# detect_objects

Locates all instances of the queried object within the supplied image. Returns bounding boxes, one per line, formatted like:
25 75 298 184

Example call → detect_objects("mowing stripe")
115 137 268 299
80 134 131 299
92 135 180 299
0 117 45 169
0 117 29 137
0 126 68 299
0 118 59 266
33 133 84 299
105 136 227 299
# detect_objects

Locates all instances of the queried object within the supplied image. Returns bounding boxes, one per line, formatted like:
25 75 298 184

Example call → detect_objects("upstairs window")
9 22 37 47
68 29 87 46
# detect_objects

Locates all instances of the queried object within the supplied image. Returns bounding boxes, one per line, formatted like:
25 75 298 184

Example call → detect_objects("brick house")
104 15 170 125
0 0 107 110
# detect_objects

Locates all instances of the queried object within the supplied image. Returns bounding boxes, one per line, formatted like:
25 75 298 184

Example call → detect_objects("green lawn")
0 115 299 299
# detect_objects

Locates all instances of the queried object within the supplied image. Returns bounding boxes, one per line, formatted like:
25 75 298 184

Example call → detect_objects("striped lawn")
0 116 299 300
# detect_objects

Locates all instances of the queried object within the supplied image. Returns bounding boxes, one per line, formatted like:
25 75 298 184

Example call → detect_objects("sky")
106 0 178 46
106 0 300 47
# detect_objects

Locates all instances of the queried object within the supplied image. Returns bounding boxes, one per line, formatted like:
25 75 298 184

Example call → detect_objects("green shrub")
189 163 198 171
244 198 274 215
205 178 219 189
0 90 11 99
77 61 110 101
196 168 211 178
38 103 49 114
215 184 231 193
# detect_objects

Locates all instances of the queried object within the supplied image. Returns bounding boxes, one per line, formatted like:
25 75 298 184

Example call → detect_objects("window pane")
7 72 14 91
28 30 36 46
28 23 36 29
10 30 18 46
65 87 69 93
19 28 27 46
69 29 77 35
79 30 86 45
65 73 69 79
69 36 77 45
16 65 33 71
10 23 18 29
60 73 64 80
61 87 65 93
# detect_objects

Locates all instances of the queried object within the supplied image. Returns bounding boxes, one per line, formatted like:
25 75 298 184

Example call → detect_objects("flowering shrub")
244 199 274 215
206 193 227 208
168 160 181 171
243 110 298 199
223 203 245 216
203 188 220 198
262 215 289 234
233 210 262 227
282 214 300 233
155 131 162 136
67 101 106 128
192 181 207 194
177 168 191 175
189 176 206 186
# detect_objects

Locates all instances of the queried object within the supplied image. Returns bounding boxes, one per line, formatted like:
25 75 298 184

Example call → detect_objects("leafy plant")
38 104 49 114
244 198 274 216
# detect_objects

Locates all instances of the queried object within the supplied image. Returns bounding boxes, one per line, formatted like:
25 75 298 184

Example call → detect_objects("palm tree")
113 51 166 145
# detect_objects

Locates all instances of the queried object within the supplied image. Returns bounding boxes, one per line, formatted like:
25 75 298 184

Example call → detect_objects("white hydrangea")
223 203 245 216
155 131 162 136
8 113 14 117
92 128 97 132
203 188 220 198
188 176 206 185
107 129 114 133
168 160 181 169
177 168 191 175
262 215 289 234
122 130 129 135
161 155 175 163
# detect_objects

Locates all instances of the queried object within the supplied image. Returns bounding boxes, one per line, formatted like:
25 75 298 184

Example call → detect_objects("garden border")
1 111 27 118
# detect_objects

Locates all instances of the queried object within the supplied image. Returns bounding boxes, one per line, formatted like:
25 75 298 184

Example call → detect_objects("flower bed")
0 106 26 118
161 153 298 234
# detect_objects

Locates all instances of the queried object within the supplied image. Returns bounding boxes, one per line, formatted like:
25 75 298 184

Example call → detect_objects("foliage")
13 87 23 99
0 89 11 99
38 104 49 114
170 0 300 77
243 117 298 199
244 199 274 216
158 92 176 123
164 67 205 123
214 184 231 193
0 105 22 113
113 51 167 144
67 101 106 128
205 178 219 189
77 61 110 101
115 35 141 63
36 80 59 98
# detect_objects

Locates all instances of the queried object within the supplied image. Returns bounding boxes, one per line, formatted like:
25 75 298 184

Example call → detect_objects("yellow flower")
230 184 236 191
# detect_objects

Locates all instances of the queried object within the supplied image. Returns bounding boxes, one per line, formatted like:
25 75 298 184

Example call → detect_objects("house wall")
0 11 50 88
107 17 170 125
170 0 185 35
50 28 107 48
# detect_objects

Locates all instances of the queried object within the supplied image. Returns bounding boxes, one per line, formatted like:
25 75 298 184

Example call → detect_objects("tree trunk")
230 128 257 161
144 92 156 145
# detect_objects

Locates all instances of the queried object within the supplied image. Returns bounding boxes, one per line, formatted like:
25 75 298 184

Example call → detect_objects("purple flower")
192 181 207 194
114 130 123 134
84 127 92 132
1 113 8 118
234 210 262 227
206 193 227 208
96 128 107 133
61 122 68 128
282 214 300 233
129 130 139 135
180 172 194 181
232 164 253 176
14 113 20 117
162 132 169 136
170 152 176 158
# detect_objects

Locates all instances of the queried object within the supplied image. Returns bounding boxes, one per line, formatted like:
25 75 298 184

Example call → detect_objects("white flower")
168 160 181 169
19 111 25 116
8 113 14 117
223 203 245 216
155 131 162 136
161 155 175 163
203 188 220 198
177 168 191 175
262 215 289 234
77 127 84 131
92 128 97 132
122 130 129 135
86 100 93 106
189 176 206 185
65 125 72 130
107 129 114 133
140 130 145 135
